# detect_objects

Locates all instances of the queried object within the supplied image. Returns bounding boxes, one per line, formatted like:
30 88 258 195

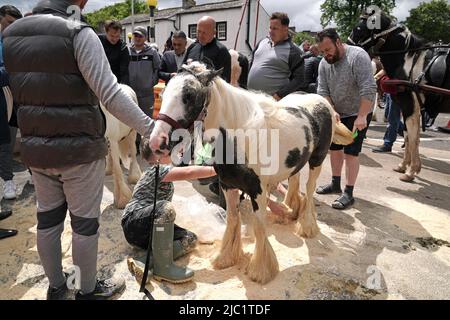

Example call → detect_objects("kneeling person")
122 138 217 283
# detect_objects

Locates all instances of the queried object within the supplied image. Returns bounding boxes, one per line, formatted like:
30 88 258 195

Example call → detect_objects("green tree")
85 0 149 31
293 32 315 46
320 0 396 39
404 0 450 43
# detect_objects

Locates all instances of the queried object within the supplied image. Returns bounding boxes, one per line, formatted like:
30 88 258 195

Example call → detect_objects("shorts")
330 113 372 156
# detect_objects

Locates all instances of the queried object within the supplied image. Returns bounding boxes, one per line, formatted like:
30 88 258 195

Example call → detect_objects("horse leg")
372 92 378 122
297 165 321 238
125 130 142 184
395 133 410 174
105 148 113 176
283 173 305 220
212 189 244 269
110 140 132 209
400 109 421 182
246 190 279 284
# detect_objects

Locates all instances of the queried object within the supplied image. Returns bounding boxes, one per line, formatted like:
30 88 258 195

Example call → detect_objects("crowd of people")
0 0 403 300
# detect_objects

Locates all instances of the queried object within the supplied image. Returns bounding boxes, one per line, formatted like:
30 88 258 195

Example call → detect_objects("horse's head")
149 62 222 156
348 11 393 54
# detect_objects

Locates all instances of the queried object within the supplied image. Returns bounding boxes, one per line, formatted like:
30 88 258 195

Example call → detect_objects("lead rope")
140 162 160 300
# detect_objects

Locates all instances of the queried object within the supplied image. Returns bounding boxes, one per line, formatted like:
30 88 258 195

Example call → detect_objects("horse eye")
183 92 193 104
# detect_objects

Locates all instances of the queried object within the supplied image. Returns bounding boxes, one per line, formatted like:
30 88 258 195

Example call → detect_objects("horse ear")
197 68 223 86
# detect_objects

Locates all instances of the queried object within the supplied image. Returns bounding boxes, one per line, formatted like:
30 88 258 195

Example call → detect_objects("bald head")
197 16 216 46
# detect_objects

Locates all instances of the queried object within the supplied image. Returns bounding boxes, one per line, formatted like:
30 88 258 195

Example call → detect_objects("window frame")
216 21 227 41
188 24 197 39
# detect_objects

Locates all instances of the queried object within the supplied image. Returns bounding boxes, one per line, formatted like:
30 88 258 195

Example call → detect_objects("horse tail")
332 121 354 145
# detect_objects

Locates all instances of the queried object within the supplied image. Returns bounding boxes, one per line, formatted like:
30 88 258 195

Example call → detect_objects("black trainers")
47 273 69 300
0 210 12 221
75 277 126 300
372 145 392 153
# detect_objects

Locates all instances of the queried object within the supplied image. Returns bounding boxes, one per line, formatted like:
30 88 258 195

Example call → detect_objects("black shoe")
0 228 18 240
0 210 12 221
331 193 355 210
372 145 392 153
316 183 342 195
75 277 126 300
47 273 69 300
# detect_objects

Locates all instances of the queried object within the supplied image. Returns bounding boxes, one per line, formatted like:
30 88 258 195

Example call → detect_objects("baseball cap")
133 26 147 37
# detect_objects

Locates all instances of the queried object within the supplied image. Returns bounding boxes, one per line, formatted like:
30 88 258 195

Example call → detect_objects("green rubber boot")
152 222 194 284
127 240 190 284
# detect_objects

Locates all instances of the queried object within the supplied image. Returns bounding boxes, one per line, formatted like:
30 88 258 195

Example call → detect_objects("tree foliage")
404 0 450 43
320 0 396 38
293 32 316 46
85 0 149 31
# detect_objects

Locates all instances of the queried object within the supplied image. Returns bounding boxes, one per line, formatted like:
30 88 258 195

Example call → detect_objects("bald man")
184 16 231 82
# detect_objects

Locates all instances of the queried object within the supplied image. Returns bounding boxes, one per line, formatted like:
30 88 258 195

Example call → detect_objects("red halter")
156 95 210 131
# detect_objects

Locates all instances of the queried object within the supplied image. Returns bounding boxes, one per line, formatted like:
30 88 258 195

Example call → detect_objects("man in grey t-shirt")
247 12 306 101
315 28 376 210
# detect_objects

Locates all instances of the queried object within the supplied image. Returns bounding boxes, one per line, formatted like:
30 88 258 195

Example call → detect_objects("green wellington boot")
152 222 194 284
127 240 189 284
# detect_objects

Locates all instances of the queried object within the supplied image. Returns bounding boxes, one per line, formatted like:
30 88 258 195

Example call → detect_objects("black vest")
3 0 107 168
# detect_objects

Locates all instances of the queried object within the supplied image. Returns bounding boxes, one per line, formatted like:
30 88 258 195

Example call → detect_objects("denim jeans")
383 94 404 147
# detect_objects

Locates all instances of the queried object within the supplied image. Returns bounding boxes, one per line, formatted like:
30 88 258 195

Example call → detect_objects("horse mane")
210 75 284 129
181 61 286 129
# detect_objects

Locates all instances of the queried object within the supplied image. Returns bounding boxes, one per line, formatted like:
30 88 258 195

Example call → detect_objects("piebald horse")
149 62 353 284
101 84 142 209
349 12 450 182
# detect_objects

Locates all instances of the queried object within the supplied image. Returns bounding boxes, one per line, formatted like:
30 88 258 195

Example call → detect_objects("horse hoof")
399 174 415 182
212 254 238 270
393 167 406 174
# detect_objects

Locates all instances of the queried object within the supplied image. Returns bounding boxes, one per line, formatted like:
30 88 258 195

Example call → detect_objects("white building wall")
237 1 270 58
122 2 269 57
177 8 242 52
123 20 173 51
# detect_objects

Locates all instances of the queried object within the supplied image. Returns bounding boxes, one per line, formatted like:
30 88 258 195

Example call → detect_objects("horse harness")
156 70 212 132
352 23 450 131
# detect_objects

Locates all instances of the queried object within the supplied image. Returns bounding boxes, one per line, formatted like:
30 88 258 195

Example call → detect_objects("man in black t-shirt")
98 20 130 85
184 16 231 83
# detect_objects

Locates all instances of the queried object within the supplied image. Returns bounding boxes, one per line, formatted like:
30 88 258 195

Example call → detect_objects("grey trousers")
0 142 13 182
31 159 105 293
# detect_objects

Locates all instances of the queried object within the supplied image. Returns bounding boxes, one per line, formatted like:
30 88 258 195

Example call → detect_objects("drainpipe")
131 0 135 32
245 0 252 52
253 0 260 47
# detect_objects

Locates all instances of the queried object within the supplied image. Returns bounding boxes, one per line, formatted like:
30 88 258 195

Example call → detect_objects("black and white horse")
349 12 450 182
148 62 353 284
